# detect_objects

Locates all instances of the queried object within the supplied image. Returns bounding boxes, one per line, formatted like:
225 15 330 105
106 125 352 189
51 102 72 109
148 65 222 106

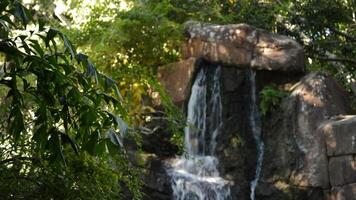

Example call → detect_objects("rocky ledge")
183 21 305 72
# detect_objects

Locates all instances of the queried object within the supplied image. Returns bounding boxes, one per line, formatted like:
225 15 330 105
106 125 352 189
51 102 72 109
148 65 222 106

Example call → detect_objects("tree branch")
0 156 39 165
314 56 356 65
329 27 356 42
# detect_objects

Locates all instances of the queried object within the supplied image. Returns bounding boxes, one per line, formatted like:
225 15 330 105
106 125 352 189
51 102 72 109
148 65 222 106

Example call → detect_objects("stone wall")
320 116 356 200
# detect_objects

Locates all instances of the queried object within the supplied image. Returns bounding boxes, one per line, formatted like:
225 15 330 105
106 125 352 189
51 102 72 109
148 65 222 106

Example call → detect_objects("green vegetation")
259 86 288 116
0 1 142 199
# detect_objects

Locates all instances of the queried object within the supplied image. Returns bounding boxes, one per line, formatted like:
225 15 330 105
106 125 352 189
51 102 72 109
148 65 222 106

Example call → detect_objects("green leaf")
61 132 79 155
106 111 129 136
9 105 25 143
29 39 44 57
86 60 98 83
0 41 21 55
48 129 67 166
59 33 76 58
0 15 15 27
33 124 48 151
80 108 98 126
84 129 99 155
95 139 107 155
13 1 31 26
0 1 9 12
45 28 59 47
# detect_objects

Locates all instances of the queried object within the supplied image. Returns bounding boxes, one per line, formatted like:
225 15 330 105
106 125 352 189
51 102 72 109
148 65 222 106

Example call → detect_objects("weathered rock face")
157 57 198 107
251 30 304 71
328 155 356 187
319 115 356 199
258 72 354 199
183 21 305 72
320 115 356 156
159 21 305 105
141 156 172 200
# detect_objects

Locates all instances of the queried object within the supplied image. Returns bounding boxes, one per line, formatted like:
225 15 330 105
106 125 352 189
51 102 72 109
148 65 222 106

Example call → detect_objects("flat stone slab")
320 115 356 156
329 155 356 187
182 21 305 72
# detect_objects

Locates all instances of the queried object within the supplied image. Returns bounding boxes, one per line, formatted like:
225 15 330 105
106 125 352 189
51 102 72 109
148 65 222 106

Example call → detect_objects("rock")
183 21 256 67
182 21 305 72
325 183 356 200
134 111 179 157
141 157 172 200
217 68 259 200
222 67 245 92
319 115 356 156
261 72 352 191
157 57 198 107
255 180 325 200
251 30 305 71
329 155 356 187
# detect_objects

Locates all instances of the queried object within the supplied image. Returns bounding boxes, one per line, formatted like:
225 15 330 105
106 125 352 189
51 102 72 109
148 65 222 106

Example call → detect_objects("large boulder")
258 72 352 199
182 22 256 67
251 30 305 71
182 21 305 72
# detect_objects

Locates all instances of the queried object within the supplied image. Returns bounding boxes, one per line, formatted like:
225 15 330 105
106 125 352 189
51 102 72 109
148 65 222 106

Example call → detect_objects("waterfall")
248 70 264 200
167 66 232 200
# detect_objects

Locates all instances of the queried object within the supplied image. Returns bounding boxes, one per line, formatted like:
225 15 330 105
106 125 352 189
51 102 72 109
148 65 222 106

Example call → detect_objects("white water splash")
167 66 232 200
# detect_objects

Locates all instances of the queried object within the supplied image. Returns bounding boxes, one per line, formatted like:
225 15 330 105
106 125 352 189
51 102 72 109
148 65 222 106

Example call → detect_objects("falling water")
248 69 264 200
167 66 232 200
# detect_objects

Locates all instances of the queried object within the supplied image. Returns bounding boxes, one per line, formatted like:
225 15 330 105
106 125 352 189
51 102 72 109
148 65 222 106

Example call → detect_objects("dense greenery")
0 1 142 199
1 0 355 199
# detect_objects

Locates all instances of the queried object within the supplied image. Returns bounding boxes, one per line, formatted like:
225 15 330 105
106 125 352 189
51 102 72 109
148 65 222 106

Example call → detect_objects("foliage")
274 0 356 89
259 86 287 116
0 151 141 199
0 0 142 199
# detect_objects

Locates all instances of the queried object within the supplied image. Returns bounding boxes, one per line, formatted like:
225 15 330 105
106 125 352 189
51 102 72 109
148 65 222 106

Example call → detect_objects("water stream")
166 66 264 200
248 70 264 200
167 66 232 200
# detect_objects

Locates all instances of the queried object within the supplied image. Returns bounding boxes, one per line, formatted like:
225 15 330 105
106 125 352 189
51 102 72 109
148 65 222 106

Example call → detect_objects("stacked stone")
319 116 356 200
